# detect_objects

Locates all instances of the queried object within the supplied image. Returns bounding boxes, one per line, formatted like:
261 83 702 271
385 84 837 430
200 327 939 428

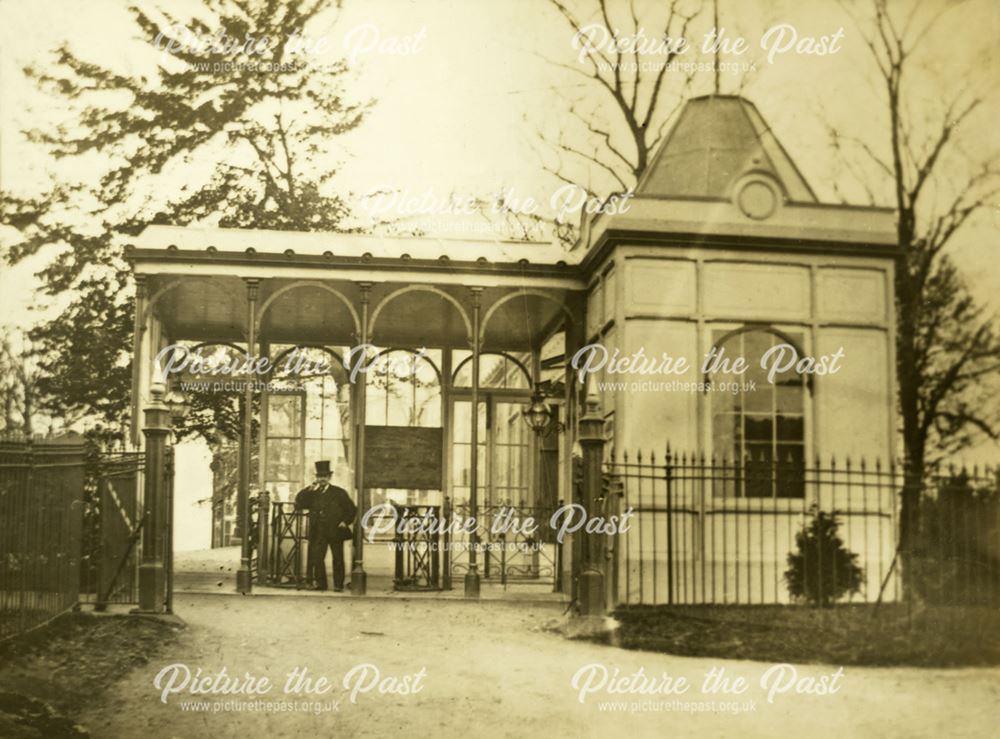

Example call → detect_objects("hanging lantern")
523 386 554 436
164 388 192 425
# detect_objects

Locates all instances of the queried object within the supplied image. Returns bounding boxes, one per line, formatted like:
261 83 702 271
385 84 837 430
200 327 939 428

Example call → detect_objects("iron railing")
446 501 563 590
80 451 145 608
0 437 86 640
605 449 1000 608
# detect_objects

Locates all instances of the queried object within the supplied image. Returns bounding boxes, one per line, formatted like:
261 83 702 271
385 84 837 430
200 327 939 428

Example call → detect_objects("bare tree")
834 0 1000 567
532 0 704 243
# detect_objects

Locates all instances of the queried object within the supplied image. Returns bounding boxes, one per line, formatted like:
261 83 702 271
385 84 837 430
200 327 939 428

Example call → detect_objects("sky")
1 0 997 320
0 0 998 421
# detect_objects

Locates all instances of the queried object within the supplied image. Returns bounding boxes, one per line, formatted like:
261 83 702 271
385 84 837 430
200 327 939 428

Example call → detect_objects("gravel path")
80 593 998 738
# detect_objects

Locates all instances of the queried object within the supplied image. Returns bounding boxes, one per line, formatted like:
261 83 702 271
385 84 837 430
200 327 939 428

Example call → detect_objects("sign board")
363 426 443 490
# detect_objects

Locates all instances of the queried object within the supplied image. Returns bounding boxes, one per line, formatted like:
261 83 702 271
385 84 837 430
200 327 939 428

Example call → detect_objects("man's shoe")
333 586 344 592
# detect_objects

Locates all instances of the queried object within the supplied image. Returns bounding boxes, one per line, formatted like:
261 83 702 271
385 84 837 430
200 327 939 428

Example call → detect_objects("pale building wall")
584 246 898 464
583 245 899 606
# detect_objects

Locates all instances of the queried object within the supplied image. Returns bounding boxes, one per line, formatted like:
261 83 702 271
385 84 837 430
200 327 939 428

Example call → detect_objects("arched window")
451 351 531 390
365 348 442 428
364 348 443 508
710 327 806 498
265 346 352 501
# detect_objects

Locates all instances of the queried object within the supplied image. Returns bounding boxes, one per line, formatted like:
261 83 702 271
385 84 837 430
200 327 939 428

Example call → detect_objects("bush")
909 474 1000 605
785 508 864 606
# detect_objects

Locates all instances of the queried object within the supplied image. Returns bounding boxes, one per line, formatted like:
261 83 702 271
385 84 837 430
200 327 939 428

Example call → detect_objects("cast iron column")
129 275 147 448
351 282 372 595
577 379 606 615
236 278 259 594
465 288 483 598
137 383 169 612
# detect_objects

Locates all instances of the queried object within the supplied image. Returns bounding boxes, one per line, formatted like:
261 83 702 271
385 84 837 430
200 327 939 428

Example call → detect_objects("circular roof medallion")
735 175 781 220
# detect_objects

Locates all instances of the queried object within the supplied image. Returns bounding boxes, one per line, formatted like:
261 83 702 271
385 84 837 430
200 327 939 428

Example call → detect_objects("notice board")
363 426 443 490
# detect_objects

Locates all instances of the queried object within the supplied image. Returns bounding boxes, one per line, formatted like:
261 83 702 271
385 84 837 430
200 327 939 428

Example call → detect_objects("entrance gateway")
128 236 585 598
124 95 898 607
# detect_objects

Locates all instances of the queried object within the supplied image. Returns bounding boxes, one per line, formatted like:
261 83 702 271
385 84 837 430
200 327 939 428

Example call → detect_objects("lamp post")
137 383 169 613
576 380 606 616
136 382 189 614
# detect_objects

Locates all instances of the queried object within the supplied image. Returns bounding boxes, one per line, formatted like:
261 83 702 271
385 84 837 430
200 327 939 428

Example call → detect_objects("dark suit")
295 481 357 590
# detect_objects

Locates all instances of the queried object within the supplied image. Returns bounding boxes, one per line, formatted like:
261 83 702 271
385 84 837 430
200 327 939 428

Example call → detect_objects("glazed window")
710 328 806 499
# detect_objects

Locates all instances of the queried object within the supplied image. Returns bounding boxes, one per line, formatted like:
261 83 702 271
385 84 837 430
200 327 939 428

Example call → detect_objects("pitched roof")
636 95 817 202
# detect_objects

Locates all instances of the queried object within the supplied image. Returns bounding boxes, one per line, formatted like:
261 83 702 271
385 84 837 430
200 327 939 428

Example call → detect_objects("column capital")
244 277 261 301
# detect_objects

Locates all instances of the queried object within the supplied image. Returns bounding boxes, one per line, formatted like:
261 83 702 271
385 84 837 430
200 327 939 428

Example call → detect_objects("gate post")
137 383 170 613
257 489 271 583
577 381 606 616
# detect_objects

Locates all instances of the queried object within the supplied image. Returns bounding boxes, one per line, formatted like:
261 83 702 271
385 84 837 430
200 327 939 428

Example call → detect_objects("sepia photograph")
0 0 998 736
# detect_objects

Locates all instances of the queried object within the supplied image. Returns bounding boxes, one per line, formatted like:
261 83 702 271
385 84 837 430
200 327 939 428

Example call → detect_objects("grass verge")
606 603 1000 667
0 610 182 737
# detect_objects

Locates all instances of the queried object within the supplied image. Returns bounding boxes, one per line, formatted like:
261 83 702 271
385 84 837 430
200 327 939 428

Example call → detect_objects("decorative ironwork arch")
142 276 241 328
368 347 444 384
269 344 348 373
368 285 472 345
452 351 532 389
255 281 361 338
479 289 575 345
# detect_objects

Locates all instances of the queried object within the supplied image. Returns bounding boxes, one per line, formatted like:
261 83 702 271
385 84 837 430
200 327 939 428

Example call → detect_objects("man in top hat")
294 460 357 592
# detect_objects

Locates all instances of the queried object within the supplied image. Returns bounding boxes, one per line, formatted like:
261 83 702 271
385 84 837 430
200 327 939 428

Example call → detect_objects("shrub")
785 508 864 606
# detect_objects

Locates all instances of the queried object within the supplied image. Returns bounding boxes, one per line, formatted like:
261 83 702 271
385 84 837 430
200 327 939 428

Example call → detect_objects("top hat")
314 460 332 477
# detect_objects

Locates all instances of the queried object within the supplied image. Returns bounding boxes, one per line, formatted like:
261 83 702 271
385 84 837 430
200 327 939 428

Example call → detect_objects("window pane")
304 439 322 478
267 395 301 437
775 382 803 414
479 354 505 388
366 373 388 425
743 443 773 498
710 327 813 500
776 444 805 498
414 383 442 427
776 414 804 442
744 414 772 442
743 382 772 413
265 439 302 482
453 444 471 487
743 331 771 383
